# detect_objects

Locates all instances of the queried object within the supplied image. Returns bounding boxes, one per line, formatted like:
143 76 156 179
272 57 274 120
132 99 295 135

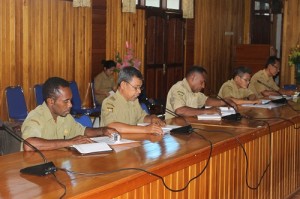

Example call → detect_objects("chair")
140 102 150 114
69 81 100 116
74 115 93 127
34 84 44 105
5 86 28 122
90 81 101 110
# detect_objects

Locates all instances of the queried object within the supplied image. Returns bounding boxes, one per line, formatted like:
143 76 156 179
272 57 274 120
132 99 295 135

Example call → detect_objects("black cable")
57 129 213 193
193 120 272 190
51 172 67 199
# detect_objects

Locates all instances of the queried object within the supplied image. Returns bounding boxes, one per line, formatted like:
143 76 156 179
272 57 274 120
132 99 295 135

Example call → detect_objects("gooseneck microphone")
164 108 193 135
0 120 57 176
256 80 287 104
216 95 242 121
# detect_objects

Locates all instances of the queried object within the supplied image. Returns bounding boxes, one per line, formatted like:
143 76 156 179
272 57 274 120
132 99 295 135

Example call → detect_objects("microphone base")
20 161 57 176
222 113 242 121
170 125 193 135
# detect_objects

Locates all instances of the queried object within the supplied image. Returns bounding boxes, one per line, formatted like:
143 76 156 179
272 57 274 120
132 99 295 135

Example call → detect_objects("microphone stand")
216 95 242 121
165 108 193 135
257 80 287 104
0 121 57 176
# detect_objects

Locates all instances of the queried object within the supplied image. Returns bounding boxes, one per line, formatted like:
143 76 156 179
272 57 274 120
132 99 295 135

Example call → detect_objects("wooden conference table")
0 103 300 199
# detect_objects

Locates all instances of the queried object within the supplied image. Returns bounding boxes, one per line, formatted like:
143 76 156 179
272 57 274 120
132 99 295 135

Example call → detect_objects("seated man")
218 66 262 105
165 65 236 119
100 67 165 134
249 56 295 98
21 77 116 151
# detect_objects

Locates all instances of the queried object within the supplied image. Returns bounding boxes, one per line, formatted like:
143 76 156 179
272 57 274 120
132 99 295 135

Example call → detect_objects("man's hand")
150 115 166 127
101 127 118 136
70 135 94 145
202 107 221 115
145 123 164 135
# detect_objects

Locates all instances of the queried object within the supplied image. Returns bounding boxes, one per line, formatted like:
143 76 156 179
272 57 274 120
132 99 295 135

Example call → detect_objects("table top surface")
1 102 300 198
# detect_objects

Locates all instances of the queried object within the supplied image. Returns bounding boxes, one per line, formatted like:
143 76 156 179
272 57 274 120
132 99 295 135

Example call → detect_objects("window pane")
167 0 180 9
146 0 160 7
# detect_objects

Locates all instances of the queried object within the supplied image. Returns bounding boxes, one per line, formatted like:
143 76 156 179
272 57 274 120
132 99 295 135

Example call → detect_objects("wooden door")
144 9 185 104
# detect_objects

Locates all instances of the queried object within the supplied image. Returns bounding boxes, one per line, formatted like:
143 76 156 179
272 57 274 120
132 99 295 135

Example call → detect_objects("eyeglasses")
239 76 250 83
125 81 144 91
272 64 280 70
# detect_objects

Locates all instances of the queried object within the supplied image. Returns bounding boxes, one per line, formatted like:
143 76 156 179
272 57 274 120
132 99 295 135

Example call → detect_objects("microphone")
165 108 193 135
257 80 287 104
0 120 57 176
216 95 242 121
140 96 192 135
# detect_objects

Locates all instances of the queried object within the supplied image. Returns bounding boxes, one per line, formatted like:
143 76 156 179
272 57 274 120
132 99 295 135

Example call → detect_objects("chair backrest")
74 115 93 127
69 81 82 109
34 84 44 105
90 81 100 108
140 102 150 114
5 86 28 121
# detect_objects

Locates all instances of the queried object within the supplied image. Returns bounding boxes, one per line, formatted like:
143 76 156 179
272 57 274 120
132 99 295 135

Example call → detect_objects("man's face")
236 73 251 89
122 76 143 101
268 60 280 76
190 72 206 93
49 86 73 118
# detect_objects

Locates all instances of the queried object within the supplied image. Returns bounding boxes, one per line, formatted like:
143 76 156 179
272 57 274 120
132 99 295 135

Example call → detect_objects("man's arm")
84 127 117 137
107 122 163 134
23 135 94 151
175 106 220 117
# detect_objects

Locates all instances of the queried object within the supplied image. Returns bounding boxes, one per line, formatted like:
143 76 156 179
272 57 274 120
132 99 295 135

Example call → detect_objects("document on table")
197 107 236 121
72 142 113 155
91 136 139 146
241 102 284 109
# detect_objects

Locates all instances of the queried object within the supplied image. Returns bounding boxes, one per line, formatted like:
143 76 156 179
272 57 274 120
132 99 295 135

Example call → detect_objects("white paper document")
197 107 236 121
72 142 113 154
241 102 284 109
91 136 139 146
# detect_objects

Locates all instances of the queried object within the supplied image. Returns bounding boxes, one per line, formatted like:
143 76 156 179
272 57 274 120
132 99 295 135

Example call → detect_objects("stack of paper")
72 142 113 155
197 113 221 121
91 136 139 146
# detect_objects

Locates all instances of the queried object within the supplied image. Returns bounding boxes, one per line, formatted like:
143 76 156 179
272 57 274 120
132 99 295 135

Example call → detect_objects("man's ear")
46 98 54 105
120 81 126 89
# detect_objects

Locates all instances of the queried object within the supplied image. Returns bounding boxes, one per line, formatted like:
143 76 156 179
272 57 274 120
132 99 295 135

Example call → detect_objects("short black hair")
117 67 143 86
42 77 70 102
102 60 116 69
232 66 252 78
265 56 280 68
186 65 207 77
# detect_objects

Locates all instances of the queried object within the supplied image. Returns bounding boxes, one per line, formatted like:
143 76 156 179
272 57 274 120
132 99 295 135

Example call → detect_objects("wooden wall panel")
106 0 145 74
0 0 92 120
92 0 106 79
194 0 245 94
281 0 300 86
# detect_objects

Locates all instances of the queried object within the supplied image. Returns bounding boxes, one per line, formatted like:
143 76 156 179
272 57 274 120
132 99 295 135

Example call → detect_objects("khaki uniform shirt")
249 69 279 98
21 102 85 140
218 79 254 99
165 78 208 119
100 90 148 126
94 71 116 104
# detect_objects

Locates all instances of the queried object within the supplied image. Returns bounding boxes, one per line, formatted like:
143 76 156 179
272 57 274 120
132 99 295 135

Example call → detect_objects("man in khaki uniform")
218 66 261 105
165 66 236 119
101 67 165 134
21 77 116 151
249 56 294 98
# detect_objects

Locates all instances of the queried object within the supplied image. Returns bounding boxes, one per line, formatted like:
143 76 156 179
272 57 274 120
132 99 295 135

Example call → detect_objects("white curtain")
122 0 136 13
73 0 91 7
182 0 194 19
